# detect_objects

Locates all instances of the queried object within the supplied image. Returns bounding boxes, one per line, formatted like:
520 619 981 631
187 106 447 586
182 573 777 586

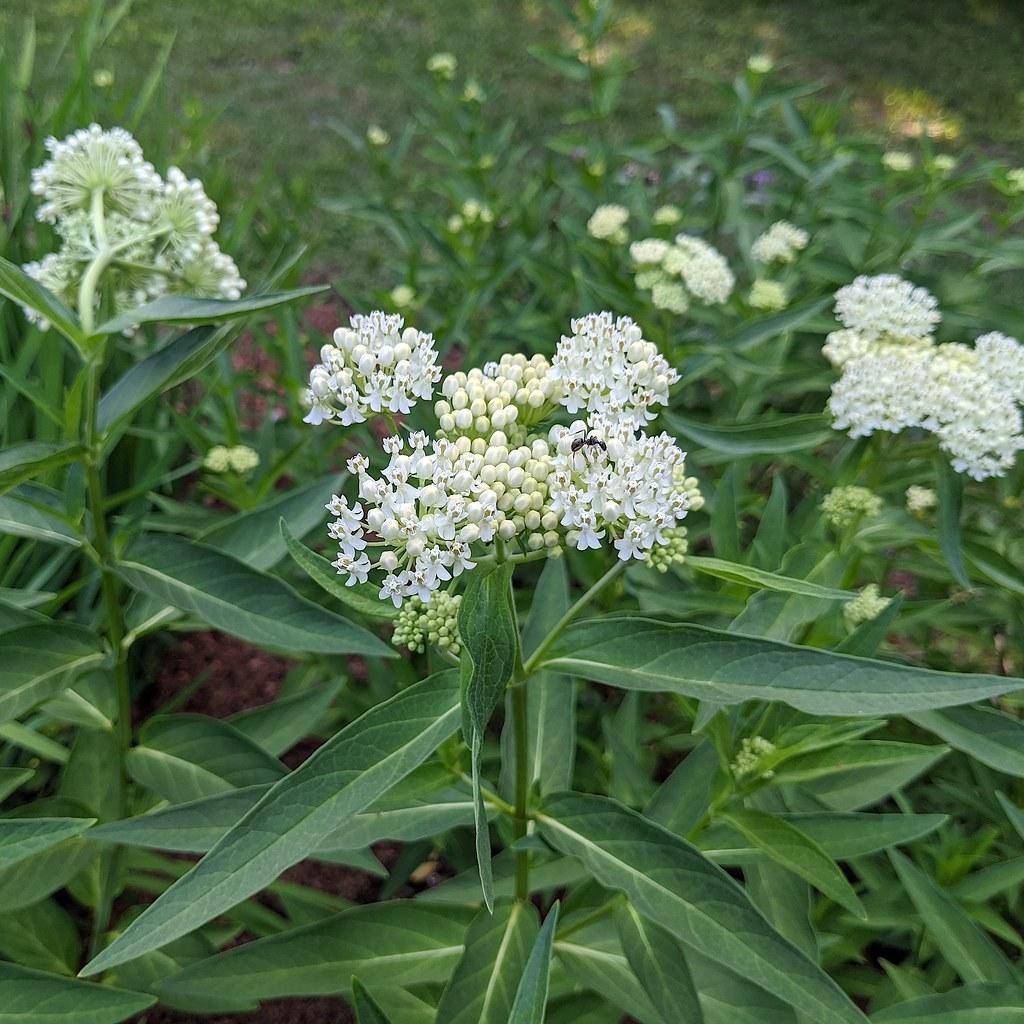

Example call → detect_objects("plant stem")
509 663 530 902
522 559 626 675
78 191 133 955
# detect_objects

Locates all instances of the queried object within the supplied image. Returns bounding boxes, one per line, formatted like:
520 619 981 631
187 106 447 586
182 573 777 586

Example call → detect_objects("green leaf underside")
871 983 1024 1022
0 961 153 1023
541 618 1021 715
507 902 559 1024
537 792 866 1024
81 672 461 976
720 808 865 918
94 285 326 334
435 900 538 1024
114 533 391 656
0 442 85 496
687 556 856 601
160 901 473 1000
0 817 97 871
0 623 105 726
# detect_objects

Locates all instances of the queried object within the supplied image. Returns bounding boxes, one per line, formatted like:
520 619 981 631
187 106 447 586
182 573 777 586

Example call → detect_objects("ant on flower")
570 430 608 454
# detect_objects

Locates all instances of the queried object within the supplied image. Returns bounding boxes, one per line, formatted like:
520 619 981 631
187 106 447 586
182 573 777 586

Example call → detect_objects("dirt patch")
133 997 354 1024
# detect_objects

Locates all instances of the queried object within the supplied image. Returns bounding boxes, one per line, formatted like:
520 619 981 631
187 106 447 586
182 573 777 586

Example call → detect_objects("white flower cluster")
748 279 788 311
631 233 734 312
750 221 809 264
303 312 442 426
905 485 937 516
23 125 244 330
587 204 629 242
551 312 679 430
318 312 700 609
825 276 1024 479
732 736 776 779
844 584 891 628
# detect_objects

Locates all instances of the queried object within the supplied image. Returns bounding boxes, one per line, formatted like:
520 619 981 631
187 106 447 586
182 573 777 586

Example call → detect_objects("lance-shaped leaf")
508 901 559 1024
615 902 704 1024
536 793 867 1024
686 556 856 602
909 706 1024 778
0 623 104 726
0 817 96 871
281 519 397 621
81 672 461 976
889 850 1017 985
114 533 391 656
436 899 539 1024
458 561 518 909
0 254 86 351
719 809 865 918
0 485 82 547
94 285 326 335
872 983 1024 1022
159 901 472 1002
352 979 394 1024
0 962 153 1023
665 410 834 457
0 442 85 496
539 618 1021 715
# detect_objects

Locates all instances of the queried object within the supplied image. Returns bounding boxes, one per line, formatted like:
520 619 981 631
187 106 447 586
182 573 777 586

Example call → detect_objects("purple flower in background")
746 168 774 205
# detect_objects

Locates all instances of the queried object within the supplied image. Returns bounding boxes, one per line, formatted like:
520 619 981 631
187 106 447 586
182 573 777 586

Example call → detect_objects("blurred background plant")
1 1 1024 1021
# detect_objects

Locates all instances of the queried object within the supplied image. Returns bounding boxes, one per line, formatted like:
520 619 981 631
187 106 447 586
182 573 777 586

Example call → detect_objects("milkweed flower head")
317 312 700 610
882 151 914 172
203 444 259 474
750 221 809 265
825 276 1024 479
821 485 882 529
844 584 891 628
22 125 244 331
631 233 734 312
905 485 937 516
732 736 776 779
587 204 629 242
748 279 788 312
303 312 442 426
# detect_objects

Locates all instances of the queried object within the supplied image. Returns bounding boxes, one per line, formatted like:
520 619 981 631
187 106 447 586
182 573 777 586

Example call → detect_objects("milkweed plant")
3 3 1024 1023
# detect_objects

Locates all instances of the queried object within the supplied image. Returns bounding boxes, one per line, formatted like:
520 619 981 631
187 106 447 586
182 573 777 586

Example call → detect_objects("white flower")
821 486 882 529
975 332 1024 404
203 446 231 473
906 485 937 515
882 151 914 172
662 234 734 304
748 279 788 311
175 241 245 301
587 204 629 242
844 584 891 627
551 312 679 430
651 280 689 314
227 445 259 473
747 54 774 74
303 311 442 427
426 52 458 79
750 221 809 264
652 204 682 226
366 125 390 147
30 124 162 223
390 284 416 307
833 274 940 341
932 154 956 173
155 167 219 259
630 238 670 266
1007 168 1024 195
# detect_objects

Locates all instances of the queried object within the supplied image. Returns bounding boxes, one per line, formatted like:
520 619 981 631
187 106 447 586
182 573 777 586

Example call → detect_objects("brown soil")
133 997 354 1024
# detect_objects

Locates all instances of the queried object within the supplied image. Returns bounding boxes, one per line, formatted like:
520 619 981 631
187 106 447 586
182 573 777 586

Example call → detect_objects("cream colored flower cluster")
203 445 260 474
844 584 891 628
23 125 244 330
821 485 882 529
825 276 1024 479
630 233 734 313
315 312 700 611
750 221 809 265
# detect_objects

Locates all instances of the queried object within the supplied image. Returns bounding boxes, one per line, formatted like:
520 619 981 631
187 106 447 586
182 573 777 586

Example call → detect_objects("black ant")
570 431 607 454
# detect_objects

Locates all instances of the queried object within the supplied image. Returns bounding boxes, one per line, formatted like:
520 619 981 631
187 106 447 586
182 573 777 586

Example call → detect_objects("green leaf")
160 901 472 1001
699 811 946 863
352 978 395 1024
281 518 397 620
0 442 84 496
508 901 559 1024
719 809 865 918
687 556 856 601
81 672 461 976
519 556 575 795
229 680 341 757
889 850 1017 985
615 902 704 1024
436 900 539 1024
200 475 343 571
718 296 833 352
94 285 326 334
126 715 286 804
0 623 105 726
936 461 971 589
0 485 82 547
997 792 1024 841
0 898 80 975
0 962 153 1023
908 706 1024 778
540 617 1021 715
872 984 1024 1022
537 793 866 1023
0 817 96 871
644 739 719 837
114 533 392 656
0 254 86 351
665 411 834 457
458 561 518 910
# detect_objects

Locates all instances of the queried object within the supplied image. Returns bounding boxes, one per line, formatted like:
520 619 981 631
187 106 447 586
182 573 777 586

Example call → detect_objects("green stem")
509 664 530 902
78 191 133 956
522 559 626 676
